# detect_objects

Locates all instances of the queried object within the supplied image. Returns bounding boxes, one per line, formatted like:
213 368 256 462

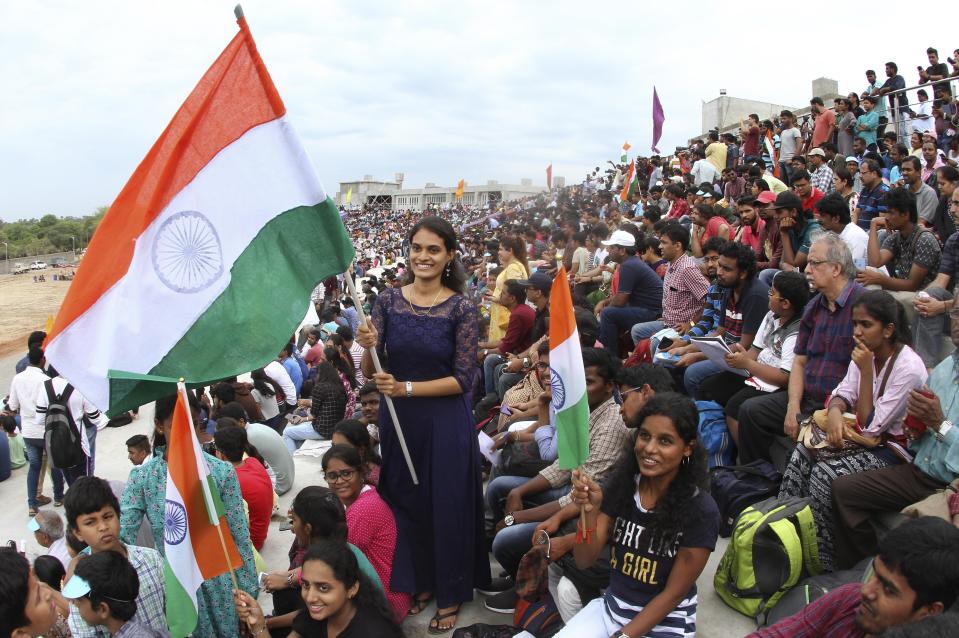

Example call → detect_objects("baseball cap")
846 156 860 164
601 230 636 248
756 191 778 205
516 271 553 294
807 148 825 157
770 191 803 210
27 517 40 532
62 575 92 599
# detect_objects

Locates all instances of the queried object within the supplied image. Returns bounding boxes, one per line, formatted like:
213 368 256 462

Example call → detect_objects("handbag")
514 531 550 602
902 478 959 521
798 346 900 458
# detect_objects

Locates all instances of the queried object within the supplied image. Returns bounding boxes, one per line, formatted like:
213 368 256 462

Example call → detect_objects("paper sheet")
690 336 749 377
477 430 501 466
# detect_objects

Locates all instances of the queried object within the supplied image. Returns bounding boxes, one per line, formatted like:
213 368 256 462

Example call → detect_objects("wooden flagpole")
343 271 420 485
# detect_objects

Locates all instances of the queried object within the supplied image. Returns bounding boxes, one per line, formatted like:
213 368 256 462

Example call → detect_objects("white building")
336 175 549 211
694 78 843 143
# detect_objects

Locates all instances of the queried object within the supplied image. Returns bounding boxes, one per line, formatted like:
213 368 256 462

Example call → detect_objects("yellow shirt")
488 260 528 341
706 142 727 173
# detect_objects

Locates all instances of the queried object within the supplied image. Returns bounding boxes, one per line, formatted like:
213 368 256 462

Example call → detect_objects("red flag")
546 164 553 189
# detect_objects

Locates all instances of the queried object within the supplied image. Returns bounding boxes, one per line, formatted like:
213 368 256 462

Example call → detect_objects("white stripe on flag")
164 476 203 609
48 117 326 409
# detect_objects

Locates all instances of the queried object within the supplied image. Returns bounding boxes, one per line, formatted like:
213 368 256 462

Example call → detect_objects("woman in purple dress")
356 216 490 634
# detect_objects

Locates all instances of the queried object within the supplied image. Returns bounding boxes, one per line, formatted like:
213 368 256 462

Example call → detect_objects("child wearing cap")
65 550 169 637
62 477 166 638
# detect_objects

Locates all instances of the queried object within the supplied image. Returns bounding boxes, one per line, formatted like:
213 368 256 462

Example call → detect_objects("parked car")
50 257 67 268
30 261 48 270
13 262 28 274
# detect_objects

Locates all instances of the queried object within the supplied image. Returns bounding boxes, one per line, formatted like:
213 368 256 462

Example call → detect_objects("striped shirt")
684 282 724 341
855 182 889 231
794 281 865 403
662 254 709 326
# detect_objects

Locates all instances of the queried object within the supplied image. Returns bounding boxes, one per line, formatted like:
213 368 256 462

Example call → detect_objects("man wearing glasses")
853 159 891 231
738 233 865 466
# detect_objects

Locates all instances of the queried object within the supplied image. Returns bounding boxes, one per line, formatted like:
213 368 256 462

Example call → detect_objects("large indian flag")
44 14 354 415
165 382 242 638
549 267 590 469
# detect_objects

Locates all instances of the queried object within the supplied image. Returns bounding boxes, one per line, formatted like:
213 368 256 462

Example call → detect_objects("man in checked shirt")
629 223 709 345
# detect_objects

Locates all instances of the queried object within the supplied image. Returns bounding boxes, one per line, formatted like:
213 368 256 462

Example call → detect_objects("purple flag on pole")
651 87 665 154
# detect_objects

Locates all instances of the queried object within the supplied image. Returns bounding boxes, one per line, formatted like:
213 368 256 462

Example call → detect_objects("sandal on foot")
427 605 460 635
408 593 433 616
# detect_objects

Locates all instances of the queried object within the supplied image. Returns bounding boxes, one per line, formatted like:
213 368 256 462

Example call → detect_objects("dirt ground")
0 273 72 356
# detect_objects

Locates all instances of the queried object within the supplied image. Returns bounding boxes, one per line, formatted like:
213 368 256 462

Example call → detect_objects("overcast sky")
1 1 956 221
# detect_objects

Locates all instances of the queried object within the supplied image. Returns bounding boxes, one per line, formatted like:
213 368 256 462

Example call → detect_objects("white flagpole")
343 271 419 485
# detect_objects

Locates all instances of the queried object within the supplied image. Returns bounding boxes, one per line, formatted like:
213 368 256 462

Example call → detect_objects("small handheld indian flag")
165 382 242 638
619 160 635 202
549 267 589 470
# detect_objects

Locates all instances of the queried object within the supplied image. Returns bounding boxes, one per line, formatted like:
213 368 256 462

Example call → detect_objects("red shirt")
802 188 825 215
743 125 761 156
737 219 766 254
812 110 836 148
234 457 274 550
749 583 865 638
668 198 690 219
498 303 536 355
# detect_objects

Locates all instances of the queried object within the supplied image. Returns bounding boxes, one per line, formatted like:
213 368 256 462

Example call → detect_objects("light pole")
70 236 76 256
2 242 7 274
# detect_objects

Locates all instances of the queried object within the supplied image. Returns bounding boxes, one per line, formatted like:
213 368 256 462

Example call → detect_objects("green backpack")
714 496 822 623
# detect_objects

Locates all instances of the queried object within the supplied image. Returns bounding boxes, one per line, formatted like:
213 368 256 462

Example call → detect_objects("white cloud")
0 0 954 220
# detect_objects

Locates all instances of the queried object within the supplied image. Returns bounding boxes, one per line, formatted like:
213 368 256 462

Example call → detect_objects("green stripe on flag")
556 393 590 470
206 474 226 523
164 558 199 638
107 198 354 415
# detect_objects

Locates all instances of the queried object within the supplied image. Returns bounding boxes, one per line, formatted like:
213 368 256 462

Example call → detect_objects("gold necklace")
408 285 443 316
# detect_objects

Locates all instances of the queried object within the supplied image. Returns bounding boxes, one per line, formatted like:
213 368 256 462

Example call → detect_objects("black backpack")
710 460 783 537
43 380 84 470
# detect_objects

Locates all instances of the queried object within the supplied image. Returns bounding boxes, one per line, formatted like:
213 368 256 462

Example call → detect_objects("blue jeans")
485 475 570 521
483 353 506 397
24 438 64 510
492 521 540 578
282 423 325 454
759 268 779 287
630 320 665 345
684 359 724 399
599 305 660 351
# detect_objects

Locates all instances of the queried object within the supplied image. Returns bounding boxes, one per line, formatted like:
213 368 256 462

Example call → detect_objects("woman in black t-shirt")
558 393 720 638
234 540 402 638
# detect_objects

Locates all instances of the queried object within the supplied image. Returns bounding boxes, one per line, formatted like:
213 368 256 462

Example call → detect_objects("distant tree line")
0 207 106 259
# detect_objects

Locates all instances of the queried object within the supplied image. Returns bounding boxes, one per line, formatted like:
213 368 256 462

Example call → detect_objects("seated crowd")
5 48 959 638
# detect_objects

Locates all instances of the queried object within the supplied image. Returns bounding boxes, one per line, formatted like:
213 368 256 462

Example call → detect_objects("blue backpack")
696 400 735 468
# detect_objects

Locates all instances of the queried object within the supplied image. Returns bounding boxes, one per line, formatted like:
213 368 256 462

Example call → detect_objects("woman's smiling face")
634 414 692 479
